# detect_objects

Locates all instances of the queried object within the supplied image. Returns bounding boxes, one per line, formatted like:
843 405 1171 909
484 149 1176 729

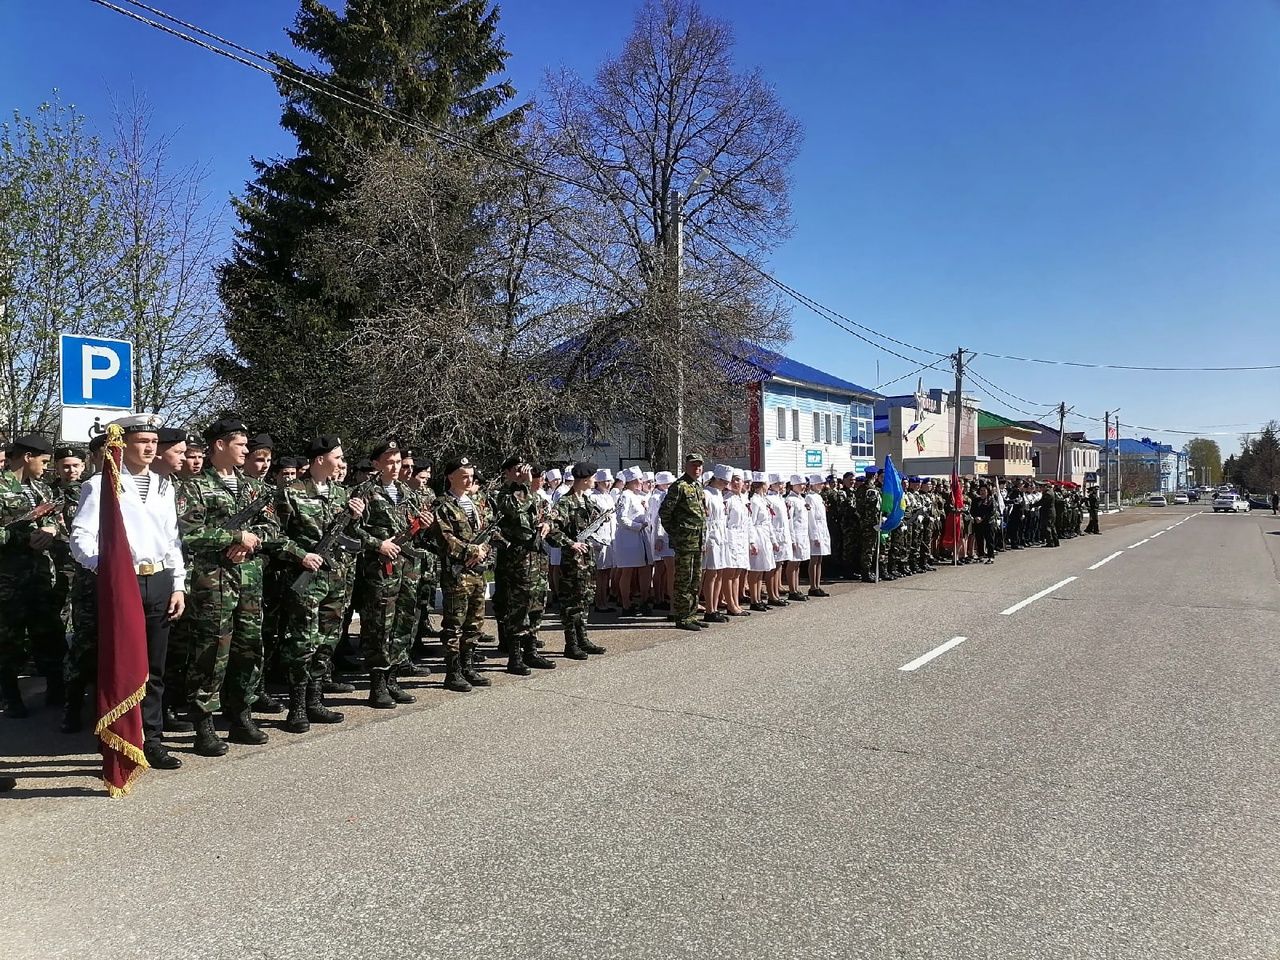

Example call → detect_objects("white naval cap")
808 473 825 485
544 468 562 482
642 471 655 482
108 412 164 434
593 468 613 483
752 471 767 483
767 472 783 485
712 463 734 482
654 470 675 484
730 469 744 482
619 465 644 483
789 474 805 486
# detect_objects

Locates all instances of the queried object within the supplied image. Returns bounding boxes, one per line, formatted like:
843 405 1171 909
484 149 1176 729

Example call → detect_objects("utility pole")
1054 402 1072 482
1115 415 1123 505
667 189 684 472
951 347 967 569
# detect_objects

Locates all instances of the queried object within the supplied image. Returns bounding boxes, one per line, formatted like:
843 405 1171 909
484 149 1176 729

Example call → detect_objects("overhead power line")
90 0 1280 375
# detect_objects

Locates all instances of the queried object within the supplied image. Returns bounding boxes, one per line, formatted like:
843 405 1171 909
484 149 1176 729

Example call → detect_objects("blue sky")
4 0 1278 453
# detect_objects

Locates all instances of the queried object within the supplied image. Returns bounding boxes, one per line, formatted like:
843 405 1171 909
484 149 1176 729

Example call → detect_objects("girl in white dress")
805 472 832 597
613 465 651 613
590 469 618 611
747 472 774 611
786 475 811 601
648 471 676 611
765 473 792 606
700 465 730 622
721 470 751 617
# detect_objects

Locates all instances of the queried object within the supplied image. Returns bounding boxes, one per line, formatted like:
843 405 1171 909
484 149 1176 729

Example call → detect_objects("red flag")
95 429 149 797
940 472 965 550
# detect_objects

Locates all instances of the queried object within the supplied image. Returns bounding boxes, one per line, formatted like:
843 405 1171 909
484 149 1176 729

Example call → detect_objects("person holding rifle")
433 457 503 692
175 418 281 754
273 435 365 733
546 462 609 661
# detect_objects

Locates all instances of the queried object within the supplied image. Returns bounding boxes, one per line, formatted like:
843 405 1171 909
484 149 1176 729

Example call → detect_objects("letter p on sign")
59 334 133 410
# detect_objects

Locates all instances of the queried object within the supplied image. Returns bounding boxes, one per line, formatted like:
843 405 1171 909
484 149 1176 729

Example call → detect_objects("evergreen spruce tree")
217 0 519 445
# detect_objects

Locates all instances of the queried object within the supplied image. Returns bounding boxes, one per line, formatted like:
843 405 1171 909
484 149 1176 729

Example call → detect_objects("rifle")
575 503 614 546
3 497 63 531
290 512 362 595
218 489 274 532
446 517 506 578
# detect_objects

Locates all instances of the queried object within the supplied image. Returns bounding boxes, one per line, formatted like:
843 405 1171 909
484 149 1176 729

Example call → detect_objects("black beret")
398 447 416 460
54 446 83 461
203 418 248 442
11 434 52 456
157 427 187 446
500 455 528 471
369 438 401 459
355 458 373 471
306 435 342 457
248 433 274 452
441 456 474 476
184 433 206 450
530 463 545 476
88 434 108 453
571 461 597 480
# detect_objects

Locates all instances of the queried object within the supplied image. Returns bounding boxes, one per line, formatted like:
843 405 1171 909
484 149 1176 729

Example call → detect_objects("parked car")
1147 493 1168 507
1213 493 1250 513
1173 492 1189 504
1247 495 1270 511
1187 490 1200 503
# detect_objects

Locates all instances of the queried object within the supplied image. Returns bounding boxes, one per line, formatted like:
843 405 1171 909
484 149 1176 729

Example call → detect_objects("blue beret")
864 466 880 476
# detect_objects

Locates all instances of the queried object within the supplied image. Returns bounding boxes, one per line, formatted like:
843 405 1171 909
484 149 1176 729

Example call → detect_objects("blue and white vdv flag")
879 455 905 532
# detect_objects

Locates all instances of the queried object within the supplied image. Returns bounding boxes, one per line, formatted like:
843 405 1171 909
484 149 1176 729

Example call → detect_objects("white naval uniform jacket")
70 467 187 587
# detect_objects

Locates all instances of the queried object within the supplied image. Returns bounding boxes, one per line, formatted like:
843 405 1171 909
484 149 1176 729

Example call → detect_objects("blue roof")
1096 438 1180 455
740 346 879 398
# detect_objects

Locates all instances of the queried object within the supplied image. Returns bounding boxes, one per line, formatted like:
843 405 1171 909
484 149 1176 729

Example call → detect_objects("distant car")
1147 493 1168 507
1247 495 1270 511
1173 492 1189 504
1213 493 1250 513
1187 490 1200 502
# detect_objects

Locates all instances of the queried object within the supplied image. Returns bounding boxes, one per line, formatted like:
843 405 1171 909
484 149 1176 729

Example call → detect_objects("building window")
776 406 786 440
823 413 832 444
812 412 821 443
792 410 799 443
834 415 843 445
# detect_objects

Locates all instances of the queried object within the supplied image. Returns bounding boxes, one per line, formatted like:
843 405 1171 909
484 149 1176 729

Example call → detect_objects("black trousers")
137 569 174 746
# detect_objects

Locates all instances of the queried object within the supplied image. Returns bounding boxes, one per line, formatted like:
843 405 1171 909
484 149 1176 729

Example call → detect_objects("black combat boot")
563 628 589 660
442 649 473 692
191 711 229 756
281 683 310 733
399 659 430 677
60 682 84 734
43 671 64 708
252 691 285 714
367 669 396 709
505 640 531 676
522 634 555 670
143 741 182 770
386 667 416 704
163 704 195 732
226 707 269 745
306 681 344 723
576 623 606 655
1 671 27 719
461 643 491 687
322 678 356 694
496 625 513 657
861 573 876 583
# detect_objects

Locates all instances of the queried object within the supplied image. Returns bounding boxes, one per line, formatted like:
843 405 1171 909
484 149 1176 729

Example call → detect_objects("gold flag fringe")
103 761 146 799
95 682 150 769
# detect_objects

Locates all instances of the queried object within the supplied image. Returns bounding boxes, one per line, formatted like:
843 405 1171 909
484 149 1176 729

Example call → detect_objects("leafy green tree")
1185 437 1222 487
217 0 520 448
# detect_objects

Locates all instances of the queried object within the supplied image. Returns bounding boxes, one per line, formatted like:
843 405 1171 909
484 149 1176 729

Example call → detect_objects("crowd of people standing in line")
0 420 1102 789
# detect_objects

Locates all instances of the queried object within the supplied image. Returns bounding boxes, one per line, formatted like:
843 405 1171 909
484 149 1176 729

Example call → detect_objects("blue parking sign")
60 334 133 409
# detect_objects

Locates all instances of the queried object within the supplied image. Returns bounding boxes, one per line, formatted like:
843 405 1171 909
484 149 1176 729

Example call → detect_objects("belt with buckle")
136 562 164 576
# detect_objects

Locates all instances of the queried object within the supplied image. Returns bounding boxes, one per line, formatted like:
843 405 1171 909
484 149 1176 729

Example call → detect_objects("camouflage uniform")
350 477 420 673
175 469 279 718
859 481 883 579
434 491 497 688
491 480 548 668
821 484 845 578
275 478 360 685
1040 488 1059 547
547 490 600 656
839 483 861 575
0 470 68 709
657 473 707 626
414 488 441 638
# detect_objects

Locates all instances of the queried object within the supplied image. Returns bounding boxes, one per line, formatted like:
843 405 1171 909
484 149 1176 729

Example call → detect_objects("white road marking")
1151 530 1165 538
1000 577 1078 616
1128 538 1150 549
1088 551 1124 570
900 636 967 672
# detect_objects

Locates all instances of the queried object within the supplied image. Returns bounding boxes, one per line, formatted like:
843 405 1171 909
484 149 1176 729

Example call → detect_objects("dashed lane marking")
900 636 967 672
1000 577 1078 616
1128 538 1150 549
1087 551 1124 571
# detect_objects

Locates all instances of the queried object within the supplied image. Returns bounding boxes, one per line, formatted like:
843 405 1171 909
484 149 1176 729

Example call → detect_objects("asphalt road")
2 505 1277 959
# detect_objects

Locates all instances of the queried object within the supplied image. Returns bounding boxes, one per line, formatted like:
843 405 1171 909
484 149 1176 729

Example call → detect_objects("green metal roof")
978 410 1040 434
